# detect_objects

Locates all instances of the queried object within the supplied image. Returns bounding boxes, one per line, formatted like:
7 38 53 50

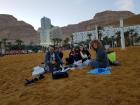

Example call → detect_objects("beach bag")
32 66 45 78
52 70 69 79
107 52 116 64
52 66 69 79
107 52 120 66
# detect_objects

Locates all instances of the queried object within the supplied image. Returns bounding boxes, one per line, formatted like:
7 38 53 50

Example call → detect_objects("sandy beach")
0 47 140 105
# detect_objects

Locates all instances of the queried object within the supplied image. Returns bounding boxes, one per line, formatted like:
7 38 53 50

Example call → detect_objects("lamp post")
120 18 125 49
95 25 99 40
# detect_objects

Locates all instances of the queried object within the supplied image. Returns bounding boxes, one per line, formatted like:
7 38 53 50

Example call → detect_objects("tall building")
39 17 63 47
39 17 52 47
41 17 51 29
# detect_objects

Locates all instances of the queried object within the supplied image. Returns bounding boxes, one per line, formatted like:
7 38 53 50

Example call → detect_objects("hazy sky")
0 0 139 30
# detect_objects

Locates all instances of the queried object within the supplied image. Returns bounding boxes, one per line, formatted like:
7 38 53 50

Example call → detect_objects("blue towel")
88 68 111 75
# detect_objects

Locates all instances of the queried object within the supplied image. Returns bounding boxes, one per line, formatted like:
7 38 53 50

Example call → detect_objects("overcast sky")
0 0 139 30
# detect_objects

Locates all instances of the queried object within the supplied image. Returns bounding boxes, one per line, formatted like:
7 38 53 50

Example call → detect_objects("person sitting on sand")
45 46 63 72
79 46 91 63
57 47 63 60
74 47 82 61
65 48 75 65
90 40 109 68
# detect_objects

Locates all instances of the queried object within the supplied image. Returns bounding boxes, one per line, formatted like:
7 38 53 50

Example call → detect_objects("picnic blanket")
88 67 111 75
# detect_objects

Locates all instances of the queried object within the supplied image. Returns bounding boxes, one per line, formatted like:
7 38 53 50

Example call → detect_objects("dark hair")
74 47 80 53
91 40 103 49
41 62 44 64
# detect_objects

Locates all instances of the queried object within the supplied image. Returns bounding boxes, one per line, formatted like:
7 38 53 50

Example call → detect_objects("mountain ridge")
0 14 39 45
60 10 135 38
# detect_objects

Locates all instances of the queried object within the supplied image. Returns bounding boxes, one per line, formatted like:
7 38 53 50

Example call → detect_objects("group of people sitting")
65 46 91 65
45 39 110 72
25 40 118 85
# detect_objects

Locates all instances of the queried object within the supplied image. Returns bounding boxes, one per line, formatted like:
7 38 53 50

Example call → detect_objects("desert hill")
110 14 140 26
0 14 39 45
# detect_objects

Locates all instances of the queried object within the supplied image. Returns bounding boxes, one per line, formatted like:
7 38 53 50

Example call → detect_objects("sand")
0 47 140 105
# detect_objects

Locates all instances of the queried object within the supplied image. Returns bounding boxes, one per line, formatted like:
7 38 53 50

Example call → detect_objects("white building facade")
72 25 140 44
73 31 96 43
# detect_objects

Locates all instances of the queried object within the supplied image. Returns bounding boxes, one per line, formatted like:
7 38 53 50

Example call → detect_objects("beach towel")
88 67 111 75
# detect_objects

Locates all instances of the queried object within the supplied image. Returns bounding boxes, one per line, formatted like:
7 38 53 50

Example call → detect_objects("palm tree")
56 38 62 46
97 26 103 40
124 31 130 46
123 29 135 46
135 36 140 43
30 42 33 46
66 37 70 42
15 39 23 46
87 34 92 49
55 38 59 46
103 36 112 45
87 34 92 41
79 41 85 45
7 42 12 50
2 38 8 48
15 39 23 50
115 31 121 47
51 38 57 48
58 38 62 46
85 39 90 44
64 37 69 45
129 29 135 46
63 37 70 49
70 35 74 47
1 38 8 55
133 32 138 43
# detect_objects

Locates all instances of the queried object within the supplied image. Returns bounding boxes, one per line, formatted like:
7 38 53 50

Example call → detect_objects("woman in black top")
79 46 91 62
65 48 75 65
74 47 82 61
83 47 91 59
90 40 109 68
57 47 63 59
